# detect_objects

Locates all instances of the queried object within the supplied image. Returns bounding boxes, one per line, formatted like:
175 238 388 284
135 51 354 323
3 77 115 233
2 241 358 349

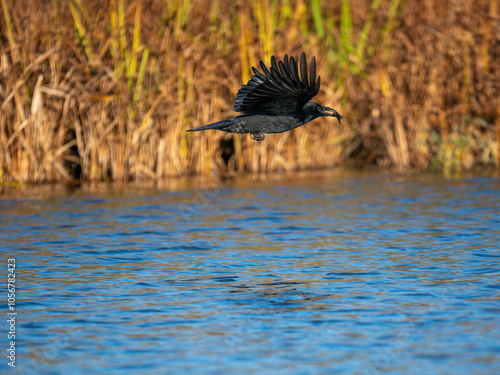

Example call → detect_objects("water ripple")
1 173 499 374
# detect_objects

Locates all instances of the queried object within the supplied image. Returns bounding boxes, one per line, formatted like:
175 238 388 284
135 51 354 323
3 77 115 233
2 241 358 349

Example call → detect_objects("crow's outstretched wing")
234 52 321 116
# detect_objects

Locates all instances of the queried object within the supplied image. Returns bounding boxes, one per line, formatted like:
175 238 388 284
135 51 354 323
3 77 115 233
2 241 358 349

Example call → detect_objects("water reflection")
1 171 499 374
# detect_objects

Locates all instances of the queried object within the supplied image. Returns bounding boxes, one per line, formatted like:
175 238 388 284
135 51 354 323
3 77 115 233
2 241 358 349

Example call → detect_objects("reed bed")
0 0 498 183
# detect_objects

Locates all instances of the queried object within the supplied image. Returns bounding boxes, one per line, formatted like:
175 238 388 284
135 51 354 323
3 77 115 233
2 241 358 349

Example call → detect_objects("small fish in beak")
323 106 344 125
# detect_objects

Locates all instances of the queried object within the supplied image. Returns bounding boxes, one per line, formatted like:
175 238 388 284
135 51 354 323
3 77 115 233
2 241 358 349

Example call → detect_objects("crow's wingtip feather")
235 52 323 115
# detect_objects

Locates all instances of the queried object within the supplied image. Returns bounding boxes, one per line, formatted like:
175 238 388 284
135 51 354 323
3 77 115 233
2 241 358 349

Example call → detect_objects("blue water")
1 171 500 374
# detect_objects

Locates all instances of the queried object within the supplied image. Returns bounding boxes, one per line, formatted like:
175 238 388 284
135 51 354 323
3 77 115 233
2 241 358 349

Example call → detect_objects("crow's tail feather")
186 119 233 132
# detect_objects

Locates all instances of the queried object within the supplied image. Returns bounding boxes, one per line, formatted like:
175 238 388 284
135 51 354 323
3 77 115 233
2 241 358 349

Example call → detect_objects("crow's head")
303 102 343 125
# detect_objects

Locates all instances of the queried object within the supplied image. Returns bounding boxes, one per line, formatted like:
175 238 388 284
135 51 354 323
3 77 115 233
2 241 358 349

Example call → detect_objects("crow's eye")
318 105 324 112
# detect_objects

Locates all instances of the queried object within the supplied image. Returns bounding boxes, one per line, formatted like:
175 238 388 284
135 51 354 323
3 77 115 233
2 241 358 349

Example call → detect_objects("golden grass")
0 0 498 184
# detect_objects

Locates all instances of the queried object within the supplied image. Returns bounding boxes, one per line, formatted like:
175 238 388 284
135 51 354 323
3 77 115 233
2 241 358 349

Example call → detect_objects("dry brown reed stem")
0 0 498 184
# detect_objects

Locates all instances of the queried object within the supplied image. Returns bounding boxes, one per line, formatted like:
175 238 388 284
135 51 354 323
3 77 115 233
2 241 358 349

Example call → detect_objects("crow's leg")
250 132 265 141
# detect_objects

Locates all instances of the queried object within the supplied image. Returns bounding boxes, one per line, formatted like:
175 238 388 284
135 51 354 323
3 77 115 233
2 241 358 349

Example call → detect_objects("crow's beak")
323 107 344 125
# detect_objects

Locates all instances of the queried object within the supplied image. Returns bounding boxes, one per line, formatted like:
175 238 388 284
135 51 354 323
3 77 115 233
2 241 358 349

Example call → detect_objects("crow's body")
187 53 343 141
189 112 308 134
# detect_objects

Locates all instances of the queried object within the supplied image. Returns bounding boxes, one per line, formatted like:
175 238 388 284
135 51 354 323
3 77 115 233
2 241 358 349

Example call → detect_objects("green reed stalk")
69 0 94 65
1 0 19 62
310 0 325 39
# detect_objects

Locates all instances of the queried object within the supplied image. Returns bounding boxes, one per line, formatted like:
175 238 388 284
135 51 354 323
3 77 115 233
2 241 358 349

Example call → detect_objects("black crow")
187 52 343 141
